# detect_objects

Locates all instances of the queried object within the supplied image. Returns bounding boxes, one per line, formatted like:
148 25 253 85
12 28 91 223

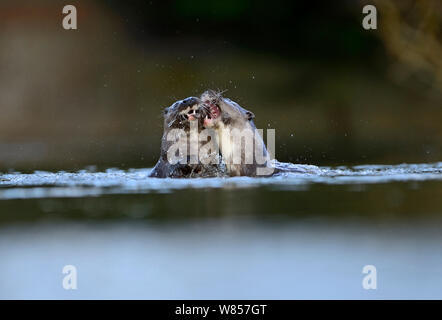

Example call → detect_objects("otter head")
163 96 203 129
199 90 255 129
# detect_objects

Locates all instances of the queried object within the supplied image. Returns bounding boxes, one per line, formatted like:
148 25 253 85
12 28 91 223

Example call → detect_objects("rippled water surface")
1 162 442 299
1 162 442 199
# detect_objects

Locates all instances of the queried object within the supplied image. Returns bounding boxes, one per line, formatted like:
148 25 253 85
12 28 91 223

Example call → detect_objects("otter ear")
245 111 255 121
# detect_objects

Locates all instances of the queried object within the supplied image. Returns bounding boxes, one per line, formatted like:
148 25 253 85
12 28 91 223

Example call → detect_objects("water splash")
1 162 442 200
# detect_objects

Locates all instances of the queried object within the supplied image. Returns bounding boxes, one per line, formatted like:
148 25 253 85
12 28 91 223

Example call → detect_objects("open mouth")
201 100 221 126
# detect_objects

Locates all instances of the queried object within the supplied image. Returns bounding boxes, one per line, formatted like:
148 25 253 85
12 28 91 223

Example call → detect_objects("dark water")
1 163 442 299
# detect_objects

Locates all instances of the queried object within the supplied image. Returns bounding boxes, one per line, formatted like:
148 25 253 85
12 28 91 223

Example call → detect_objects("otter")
198 90 275 177
149 96 226 178
150 90 318 178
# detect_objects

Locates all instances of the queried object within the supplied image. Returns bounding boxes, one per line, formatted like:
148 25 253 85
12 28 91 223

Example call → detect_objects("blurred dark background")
1 0 441 172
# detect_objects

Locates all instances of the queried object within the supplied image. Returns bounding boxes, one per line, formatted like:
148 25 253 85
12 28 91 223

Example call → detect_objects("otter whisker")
201 105 211 113
199 104 211 117
167 119 176 128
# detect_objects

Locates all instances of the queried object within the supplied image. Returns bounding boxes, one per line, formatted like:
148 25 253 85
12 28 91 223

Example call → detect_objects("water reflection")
1 162 442 299
1 220 441 299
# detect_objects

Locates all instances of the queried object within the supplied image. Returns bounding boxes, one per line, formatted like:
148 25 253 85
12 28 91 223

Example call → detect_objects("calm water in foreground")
1 163 442 299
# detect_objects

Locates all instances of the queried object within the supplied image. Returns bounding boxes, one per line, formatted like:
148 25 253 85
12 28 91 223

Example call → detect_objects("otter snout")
198 98 221 128
178 97 202 121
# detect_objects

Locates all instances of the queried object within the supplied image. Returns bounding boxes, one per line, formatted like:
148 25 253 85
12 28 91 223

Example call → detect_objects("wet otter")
149 96 226 178
199 91 322 176
149 90 317 178
199 90 274 176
